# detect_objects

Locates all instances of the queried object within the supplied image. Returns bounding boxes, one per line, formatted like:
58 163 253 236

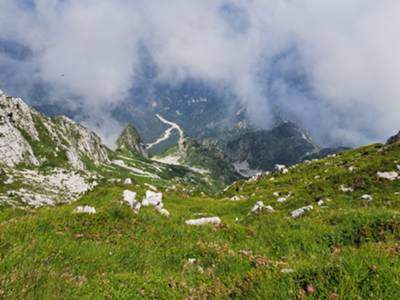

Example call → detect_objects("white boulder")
124 178 133 184
250 201 274 214
339 185 354 193
123 190 137 208
275 192 292 203
142 191 163 207
360 194 373 201
230 195 245 201
155 206 170 217
248 172 264 182
274 164 289 174
74 205 96 214
291 205 313 218
141 190 170 217
185 217 221 226
377 171 399 181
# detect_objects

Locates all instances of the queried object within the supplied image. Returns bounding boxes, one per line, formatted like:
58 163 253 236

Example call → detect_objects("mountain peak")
116 124 148 157
224 123 320 174
0 91 110 169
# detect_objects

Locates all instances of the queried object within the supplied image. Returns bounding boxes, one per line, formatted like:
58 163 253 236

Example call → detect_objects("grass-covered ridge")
1 142 400 299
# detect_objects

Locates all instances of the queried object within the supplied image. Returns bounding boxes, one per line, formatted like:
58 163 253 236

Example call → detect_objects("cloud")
0 0 399 146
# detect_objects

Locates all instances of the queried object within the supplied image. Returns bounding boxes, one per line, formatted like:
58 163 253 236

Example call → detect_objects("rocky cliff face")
116 124 148 157
225 122 319 175
0 91 40 167
0 90 109 169
387 131 400 145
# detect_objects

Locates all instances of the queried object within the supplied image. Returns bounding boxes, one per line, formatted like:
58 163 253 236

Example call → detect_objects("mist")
0 0 399 146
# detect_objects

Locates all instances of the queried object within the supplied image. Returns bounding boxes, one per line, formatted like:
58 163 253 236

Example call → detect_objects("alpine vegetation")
1 2 400 298
1 90 400 299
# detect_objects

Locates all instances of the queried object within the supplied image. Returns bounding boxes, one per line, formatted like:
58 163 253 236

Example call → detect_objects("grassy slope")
1 143 400 299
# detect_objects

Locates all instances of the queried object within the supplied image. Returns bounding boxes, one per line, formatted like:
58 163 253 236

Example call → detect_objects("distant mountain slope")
111 80 249 152
115 124 148 158
225 122 320 174
154 138 241 189
31 78 345 169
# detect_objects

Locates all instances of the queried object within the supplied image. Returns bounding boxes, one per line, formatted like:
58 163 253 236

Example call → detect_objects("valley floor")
1 143 400 299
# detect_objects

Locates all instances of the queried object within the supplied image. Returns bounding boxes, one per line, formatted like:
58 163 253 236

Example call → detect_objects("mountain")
0 89 110 170
112 80 246 148
387 130 400 145
224 122 320 175
1 97 400 298
30 78 344 171
0 90 233 207
115 124 148 157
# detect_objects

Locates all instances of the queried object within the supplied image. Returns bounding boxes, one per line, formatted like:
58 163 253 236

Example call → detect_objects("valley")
0 90 400 299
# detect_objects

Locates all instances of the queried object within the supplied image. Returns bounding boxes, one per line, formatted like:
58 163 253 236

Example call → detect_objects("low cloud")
0 0 399 146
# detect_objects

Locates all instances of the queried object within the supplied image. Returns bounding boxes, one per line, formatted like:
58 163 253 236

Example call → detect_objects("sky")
0 0 399 146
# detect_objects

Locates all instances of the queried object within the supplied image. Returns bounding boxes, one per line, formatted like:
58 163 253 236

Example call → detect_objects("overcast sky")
0 0 399 146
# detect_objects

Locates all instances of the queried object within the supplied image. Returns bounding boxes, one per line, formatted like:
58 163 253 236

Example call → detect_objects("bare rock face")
225 122 319 173
0 91 110 169
387 131 400 145
55 116 110 166
0 93 39 167
1 169 97 208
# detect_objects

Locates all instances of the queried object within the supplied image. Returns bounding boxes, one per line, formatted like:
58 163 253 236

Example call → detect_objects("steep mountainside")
115 124 148 157
0 89 110 170
225 122 320 175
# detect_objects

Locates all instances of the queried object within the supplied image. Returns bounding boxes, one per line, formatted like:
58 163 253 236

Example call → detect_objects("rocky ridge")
0 89 109 169
115 124 148 157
